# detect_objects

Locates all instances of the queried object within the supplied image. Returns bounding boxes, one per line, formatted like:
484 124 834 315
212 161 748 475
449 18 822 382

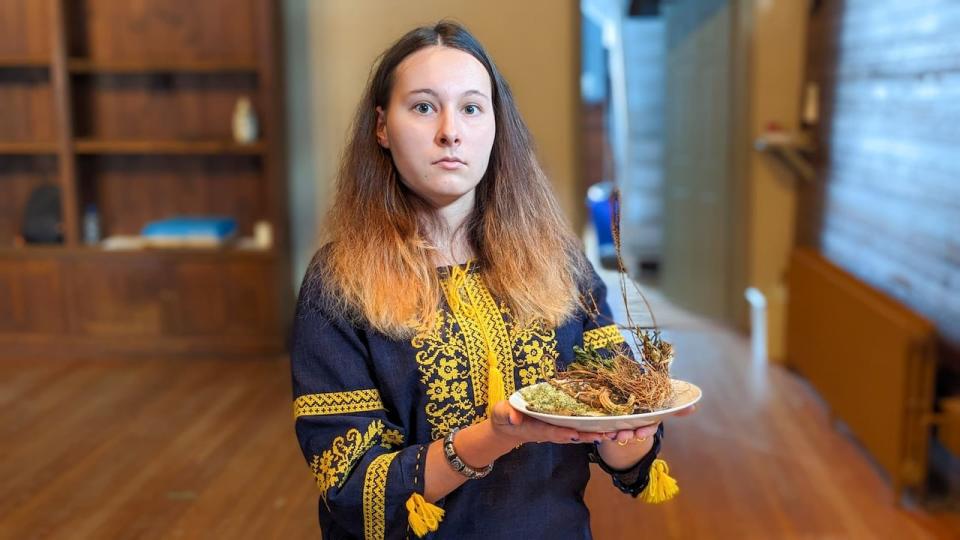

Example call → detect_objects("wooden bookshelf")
0 0 289 358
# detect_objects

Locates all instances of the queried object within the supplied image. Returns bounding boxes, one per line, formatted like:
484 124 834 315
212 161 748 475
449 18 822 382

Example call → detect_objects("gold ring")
617 439 629 446
639 436 648 442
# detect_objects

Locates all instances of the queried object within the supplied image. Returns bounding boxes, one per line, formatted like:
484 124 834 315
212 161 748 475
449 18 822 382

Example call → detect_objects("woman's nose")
436 110 461 147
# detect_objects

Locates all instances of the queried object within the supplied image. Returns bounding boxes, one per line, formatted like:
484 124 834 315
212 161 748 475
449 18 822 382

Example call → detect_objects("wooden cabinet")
0 249 284 357
69 257 173 337
170 259 278 337
0 0 289 358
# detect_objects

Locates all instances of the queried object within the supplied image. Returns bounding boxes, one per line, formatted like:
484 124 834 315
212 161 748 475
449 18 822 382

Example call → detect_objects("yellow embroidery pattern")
381 427 405 447
583 324 625 351
294 389 384 418
411 268 558 439
510 308 558 388
309 420 405 502
363 452 398 540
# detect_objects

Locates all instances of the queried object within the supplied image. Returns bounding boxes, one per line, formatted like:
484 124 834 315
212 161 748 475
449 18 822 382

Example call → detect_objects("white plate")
509 379 702 432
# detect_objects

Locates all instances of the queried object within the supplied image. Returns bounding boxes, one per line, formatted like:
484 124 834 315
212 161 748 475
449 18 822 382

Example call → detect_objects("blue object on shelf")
141 216 237 239
586 181 615 249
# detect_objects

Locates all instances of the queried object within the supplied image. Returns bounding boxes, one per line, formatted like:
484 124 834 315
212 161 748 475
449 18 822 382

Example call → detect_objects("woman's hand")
606 403 696 444
596 404 697 469
488 400 608 445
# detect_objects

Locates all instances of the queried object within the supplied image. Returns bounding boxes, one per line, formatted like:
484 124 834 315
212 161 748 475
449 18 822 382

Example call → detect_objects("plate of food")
509 187 701 432
510 378 700 432
509 331 701 432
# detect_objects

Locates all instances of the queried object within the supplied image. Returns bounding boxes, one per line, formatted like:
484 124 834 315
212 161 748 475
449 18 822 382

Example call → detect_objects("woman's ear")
375 106 390 148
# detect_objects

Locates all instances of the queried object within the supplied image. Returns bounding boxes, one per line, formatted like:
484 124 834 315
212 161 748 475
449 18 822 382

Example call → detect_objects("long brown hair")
308 20 591 338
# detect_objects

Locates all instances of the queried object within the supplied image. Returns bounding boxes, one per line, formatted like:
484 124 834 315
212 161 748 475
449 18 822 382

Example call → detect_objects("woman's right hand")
488 400 606 446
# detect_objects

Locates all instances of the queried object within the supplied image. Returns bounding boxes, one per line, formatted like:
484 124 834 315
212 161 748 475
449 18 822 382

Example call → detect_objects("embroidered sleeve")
291 282 428 540
294 389 385 418
580 263 630 357
583 324 626 351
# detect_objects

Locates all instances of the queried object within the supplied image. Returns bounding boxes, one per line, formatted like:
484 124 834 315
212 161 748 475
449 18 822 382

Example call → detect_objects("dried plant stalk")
527 188 677 416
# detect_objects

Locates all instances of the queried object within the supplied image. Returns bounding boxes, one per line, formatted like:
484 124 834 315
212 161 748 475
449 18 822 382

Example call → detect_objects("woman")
291 21 684 540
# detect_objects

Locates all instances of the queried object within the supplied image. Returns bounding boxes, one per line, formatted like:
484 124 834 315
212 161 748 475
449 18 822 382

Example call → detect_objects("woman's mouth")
434 157 465 170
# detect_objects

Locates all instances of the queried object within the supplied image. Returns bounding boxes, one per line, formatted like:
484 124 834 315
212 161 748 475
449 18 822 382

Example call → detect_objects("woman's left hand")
606 422 662 445
595 405 696 469
604 403 696 444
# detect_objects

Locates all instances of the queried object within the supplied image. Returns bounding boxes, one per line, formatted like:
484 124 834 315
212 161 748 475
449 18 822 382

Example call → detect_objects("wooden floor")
586 328 951 539
2 282 959 538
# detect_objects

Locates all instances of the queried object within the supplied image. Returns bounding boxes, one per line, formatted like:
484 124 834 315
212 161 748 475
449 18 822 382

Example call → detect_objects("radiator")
786 248 937 498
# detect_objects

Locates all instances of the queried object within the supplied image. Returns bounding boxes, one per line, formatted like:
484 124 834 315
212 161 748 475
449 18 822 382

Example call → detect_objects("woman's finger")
634 423 660 440
577 431 607 442
489 400 513 426
508 406 525 426
673 404 697 417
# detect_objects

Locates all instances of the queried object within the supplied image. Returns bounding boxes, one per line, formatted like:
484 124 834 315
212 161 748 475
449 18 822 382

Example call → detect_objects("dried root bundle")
524 191 673 416
521 189 680 417
543 330 674 415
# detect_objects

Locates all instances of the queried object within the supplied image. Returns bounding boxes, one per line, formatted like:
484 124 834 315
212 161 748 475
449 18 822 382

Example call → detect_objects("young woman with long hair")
291 21 681 540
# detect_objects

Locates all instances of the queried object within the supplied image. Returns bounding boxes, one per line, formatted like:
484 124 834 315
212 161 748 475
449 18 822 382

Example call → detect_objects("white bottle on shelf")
232 97 259 144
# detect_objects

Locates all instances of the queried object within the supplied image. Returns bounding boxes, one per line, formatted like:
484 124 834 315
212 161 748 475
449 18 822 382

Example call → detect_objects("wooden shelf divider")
73 139 266 155
0 57 49 69
50 0 79 247
0 142 59 154
68 58 258 74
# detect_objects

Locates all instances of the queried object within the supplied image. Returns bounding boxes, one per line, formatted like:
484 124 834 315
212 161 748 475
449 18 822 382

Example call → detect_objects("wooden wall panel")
0 0 52 58
68 0 257 62
0 258 66 333
0 70 55 142
580 103 608 194
802 0 960 348
68 258 174 336
172 260 276 336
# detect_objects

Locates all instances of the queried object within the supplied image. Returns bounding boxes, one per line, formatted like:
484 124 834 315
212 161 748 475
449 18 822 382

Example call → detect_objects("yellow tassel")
445 262 505 417
446 264 466 314
406 492 444 537
445 261 473 315
640 458 679 504
485 352 506 418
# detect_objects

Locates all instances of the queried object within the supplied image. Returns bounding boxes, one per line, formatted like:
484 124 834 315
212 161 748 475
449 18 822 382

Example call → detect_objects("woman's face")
376 46 496 210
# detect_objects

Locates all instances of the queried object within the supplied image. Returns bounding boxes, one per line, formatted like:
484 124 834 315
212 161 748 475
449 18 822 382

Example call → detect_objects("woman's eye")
414 103 434 114
463 104 480 115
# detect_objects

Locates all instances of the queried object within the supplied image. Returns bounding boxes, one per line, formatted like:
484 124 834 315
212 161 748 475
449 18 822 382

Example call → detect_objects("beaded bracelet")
443 427 494 480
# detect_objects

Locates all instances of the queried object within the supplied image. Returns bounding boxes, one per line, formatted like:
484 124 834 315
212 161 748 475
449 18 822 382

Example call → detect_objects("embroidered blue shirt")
290 259 662 540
